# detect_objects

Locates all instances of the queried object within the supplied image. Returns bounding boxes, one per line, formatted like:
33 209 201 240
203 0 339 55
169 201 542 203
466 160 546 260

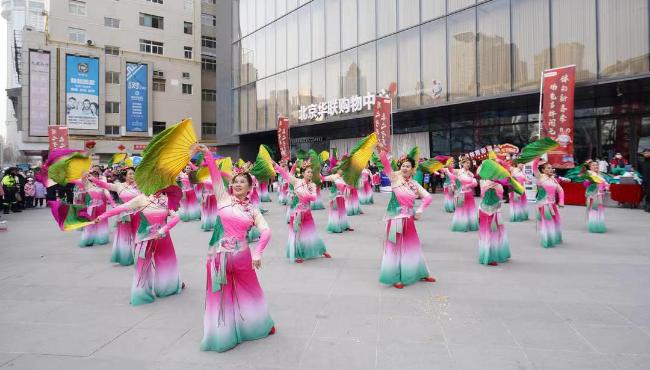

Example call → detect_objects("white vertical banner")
29 50 50 136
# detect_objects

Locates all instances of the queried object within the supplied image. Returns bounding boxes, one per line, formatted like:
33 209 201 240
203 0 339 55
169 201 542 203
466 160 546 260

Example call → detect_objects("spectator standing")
24 178 36 208
610 152 629 169
34 179 47 207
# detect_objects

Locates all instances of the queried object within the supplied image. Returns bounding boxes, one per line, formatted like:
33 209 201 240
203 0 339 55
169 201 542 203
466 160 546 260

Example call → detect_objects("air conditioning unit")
182 72 190 79
87 39 94 46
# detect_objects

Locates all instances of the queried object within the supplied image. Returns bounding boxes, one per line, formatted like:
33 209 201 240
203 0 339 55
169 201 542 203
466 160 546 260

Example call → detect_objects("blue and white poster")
65 55 99 130
126 62 148 132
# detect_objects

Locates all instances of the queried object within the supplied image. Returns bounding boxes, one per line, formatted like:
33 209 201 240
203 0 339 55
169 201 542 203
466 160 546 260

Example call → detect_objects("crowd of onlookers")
1 167 47 214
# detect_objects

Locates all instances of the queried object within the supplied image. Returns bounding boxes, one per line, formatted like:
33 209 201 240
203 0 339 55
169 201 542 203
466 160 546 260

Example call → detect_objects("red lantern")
117 144 126 151
85 140 96 150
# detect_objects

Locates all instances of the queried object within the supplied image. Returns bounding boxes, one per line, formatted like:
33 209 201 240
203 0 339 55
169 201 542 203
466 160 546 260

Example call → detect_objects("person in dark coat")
640 149 650 212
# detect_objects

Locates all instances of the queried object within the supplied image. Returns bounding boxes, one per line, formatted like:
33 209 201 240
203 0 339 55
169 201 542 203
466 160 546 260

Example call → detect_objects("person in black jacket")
640 149 650 212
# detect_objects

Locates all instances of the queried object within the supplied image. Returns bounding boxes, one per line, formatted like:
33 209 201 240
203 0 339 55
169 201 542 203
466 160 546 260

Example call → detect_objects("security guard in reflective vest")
2 168 21 214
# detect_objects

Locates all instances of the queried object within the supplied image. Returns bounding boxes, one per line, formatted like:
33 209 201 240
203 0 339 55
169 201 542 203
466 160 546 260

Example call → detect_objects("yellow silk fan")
48 152 92 185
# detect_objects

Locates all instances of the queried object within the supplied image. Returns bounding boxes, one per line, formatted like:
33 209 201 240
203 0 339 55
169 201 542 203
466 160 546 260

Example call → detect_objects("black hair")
399 157 416 168
538 162 552 173
232 172 253 187
117 167 135 182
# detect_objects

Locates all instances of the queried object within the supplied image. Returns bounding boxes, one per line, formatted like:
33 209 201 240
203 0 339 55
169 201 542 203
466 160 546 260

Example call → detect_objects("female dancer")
449 159 478 232
345 183 362 216
275 160 330 263
378 147 435 289
277 166 289 205
90 168 141 265
582 160 609 233
509 162 529 222
535 161 564 248
323 170 352 233
94 187 184 305
442 158 456 213
310 186 326 210
201 176 218 231
478 178 510 266
178 165 201 222
358 166 374 205
72 170 114 247
199 147 275 352
259 179 272 202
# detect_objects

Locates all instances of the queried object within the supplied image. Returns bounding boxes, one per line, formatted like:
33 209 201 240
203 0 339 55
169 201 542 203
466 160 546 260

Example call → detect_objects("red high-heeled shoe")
488 262 498 266
295 258 304 263
393 282 404 289
322 252 332 258
268 326 276 335
421 277 436 283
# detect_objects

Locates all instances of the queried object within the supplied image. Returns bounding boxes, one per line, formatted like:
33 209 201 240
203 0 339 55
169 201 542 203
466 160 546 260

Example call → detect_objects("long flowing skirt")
359 180 374 205
131 234 182 306
201 194 218 231
201 248 274 352
509 192 529 222
278 183 289 205
443 186 455 213
537 204 562 248
346 188 362 216
180 189 201 222
260 182 272 203
478 210 510 264
287 208 328 262
587 198 606 233
80 204 109 247
311 188 326 210
326 195 350 233
451 192 478 232
110 214 140 266
379 216 431 286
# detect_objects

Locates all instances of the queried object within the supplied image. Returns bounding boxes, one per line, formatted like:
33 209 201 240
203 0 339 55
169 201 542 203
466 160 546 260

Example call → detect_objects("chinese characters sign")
48 126 69 151
299 93 376 121
29 50 50 137
277 117 290 160
542 65 575 169
373 96 392 152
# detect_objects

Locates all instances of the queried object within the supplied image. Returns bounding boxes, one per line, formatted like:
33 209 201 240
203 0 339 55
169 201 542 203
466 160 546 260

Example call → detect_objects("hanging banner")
126 62 149 132
65 55 99 130
29 50 50 137
277 116 290 160
48 125 69 151
541 65 575 168
373 96 392 152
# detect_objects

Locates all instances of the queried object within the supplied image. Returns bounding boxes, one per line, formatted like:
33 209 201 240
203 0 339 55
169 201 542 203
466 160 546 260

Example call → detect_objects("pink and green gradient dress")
450 169 479 232
536 175 564 248
92 179 141 266
323 176 351 233
358 168 374 205
345 185 362 216
310 186 326 210
98 194 182 305
201 153 274 352
378 152 433 286
276 164 329 262
259 180 272 202
73 180 113 247
179 172 201 222
508 168 529 222
442 169 456 213
201 180 218 231
478 181 510 265
277 173 289 205
584 171 609 233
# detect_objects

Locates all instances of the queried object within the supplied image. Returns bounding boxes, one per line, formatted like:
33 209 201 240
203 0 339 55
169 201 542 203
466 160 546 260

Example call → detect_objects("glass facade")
232 0 650 166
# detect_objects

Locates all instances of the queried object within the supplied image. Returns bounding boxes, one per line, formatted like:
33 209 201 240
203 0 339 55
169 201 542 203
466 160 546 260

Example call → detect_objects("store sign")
133 144 147 151
126 62 149 132
542 65 575 169
48 125 69 150
299 93 376 121
65 55 100 130
373 96 392 152
29 50 50 137
277 117 290 160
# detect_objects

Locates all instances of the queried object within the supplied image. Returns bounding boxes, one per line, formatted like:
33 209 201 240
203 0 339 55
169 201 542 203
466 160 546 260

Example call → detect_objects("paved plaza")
1 192 650 370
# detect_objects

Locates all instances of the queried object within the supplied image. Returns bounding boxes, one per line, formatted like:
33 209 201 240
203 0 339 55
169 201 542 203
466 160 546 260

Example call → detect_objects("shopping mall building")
231 0 650 167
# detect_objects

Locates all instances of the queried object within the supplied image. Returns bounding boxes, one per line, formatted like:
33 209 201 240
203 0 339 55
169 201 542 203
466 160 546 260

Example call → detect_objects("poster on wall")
65 55 99 130
541 65 576 169
126 62 149 132
277 117 290 160
48 125 69 151
29 50 50 137
373 96 392 152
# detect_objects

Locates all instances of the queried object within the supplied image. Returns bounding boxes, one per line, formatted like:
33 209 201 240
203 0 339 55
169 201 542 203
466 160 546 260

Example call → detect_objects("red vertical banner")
373 96 392 152
542 65 576 169
48 125 69 151
277 116 290 160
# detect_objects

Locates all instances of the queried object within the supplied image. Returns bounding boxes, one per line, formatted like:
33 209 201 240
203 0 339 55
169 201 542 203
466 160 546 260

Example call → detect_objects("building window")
146 0 163 4
140 39 164 55
202 89 217 101
184 21 193 34
202 36 216 48
139 13 164 29
153 79 166 91
105 71 120 84
105 46 120 55
105 102 120 114
202 0 216 4
201 13 216 26
201 122 217 137
68 0 86 15
153 70 165 78
202 55 216 71
184 46 193 59
182 83 193 95
105 125 120 135
104 17 120 28
153 121 166 134
68 27 86 43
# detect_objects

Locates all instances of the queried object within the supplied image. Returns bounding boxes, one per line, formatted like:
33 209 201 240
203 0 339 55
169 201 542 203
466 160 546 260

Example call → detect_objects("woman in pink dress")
199 147 275 352
178 165 201 222
358 167 374 205
478 179 510 265
323 170 352 233
201 177 218 231
535 161 565 248
582 160 609 233
442 158 456 213
72 170 114 247
509 162 530 222
448 159 478 232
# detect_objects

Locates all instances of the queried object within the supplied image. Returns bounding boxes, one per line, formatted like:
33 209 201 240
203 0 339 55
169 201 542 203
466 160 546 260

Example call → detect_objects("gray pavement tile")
378 315 445 343
299 338 377 370
92 327 190 360
547 302 631 325
505 322 594 352
321 295 380 316
0 299 62 324
313 313 379 341
0 353 22 367
610 305 650 326
40 301 152 328
440 318 517 347
573 325 650 355
525 349 616 370
609 354 650 370
493 301 565 323
0 354 149 370
448 344 533 370
380 295 439 317
377 342 452 370
267 309 319 337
